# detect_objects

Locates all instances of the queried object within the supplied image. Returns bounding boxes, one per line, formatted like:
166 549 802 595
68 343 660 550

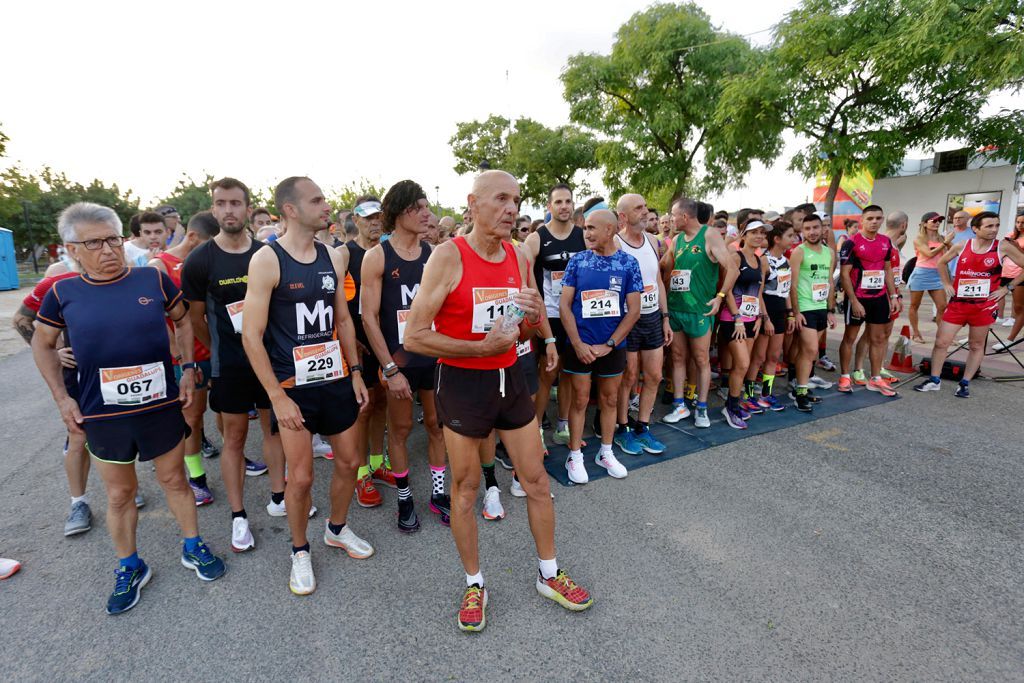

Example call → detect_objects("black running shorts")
626 311 666 352
270 378 359 437
209 369 271 414
434 363 536 439
845 295 890 326
85 405 190 464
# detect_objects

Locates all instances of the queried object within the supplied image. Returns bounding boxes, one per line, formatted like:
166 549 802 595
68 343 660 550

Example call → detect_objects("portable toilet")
0 228 19 290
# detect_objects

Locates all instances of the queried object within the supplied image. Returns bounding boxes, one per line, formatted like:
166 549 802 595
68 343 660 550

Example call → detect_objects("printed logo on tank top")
401 284 420 307
321 274 335 292
295 300 333 339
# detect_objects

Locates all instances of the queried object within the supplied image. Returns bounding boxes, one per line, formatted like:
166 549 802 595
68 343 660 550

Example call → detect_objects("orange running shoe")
372 466 396 489
866 377 897 397
458 584 488 632
355 475 382 508
837 376 854 393
536 569 594 611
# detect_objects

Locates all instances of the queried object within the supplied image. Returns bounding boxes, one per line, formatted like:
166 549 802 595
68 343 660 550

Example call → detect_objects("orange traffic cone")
887 325 916 373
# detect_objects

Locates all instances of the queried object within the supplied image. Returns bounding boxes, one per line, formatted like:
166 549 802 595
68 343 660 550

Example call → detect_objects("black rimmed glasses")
70 236 125 250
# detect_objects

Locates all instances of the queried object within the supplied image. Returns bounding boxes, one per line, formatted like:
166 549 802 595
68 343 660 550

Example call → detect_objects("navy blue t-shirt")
37 268 183 422
562 249 643 346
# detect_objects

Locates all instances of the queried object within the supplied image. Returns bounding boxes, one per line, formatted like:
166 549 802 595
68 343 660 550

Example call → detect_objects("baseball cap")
353 200 382 217
921 211 944 222
741 219 768 234
156 205 178 216
763 210 780 221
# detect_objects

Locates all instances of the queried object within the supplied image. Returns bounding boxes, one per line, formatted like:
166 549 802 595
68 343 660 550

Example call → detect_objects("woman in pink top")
994 211 1024 350
907 214 948 342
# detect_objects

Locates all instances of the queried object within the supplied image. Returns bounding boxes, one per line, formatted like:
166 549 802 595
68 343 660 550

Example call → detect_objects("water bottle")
499 300 526 334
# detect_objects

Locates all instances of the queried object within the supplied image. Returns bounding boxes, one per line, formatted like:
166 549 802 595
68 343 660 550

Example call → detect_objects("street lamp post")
22 200 38 273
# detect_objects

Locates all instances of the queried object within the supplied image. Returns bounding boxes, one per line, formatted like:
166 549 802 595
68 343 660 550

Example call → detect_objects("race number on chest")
100 362 167 406
292 341 344 386
472 288 519 333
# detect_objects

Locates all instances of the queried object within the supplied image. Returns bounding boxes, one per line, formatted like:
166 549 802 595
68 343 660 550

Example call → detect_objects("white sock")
569 449 583 460
71 494 88 506
538 557 558 580
557 418 568 431
599 443 613 456
466 571 483 587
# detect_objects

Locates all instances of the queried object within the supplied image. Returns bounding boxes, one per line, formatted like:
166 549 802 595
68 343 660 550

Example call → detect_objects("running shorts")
942 301 997 328
85 405 189 464
434 363 535 439
561 344 627 377
270 378 359 437
626 311 665 352
209 369 271 414
845 296 890 326
669 310 713 338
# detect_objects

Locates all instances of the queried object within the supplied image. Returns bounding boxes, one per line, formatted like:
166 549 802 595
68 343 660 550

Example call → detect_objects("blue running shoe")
955 381 970 399
757 395 785 412
722 406 748 430
244 458 268 477
612 429 642 456
181 541 226 581
106 561 151 615
633 428 665 454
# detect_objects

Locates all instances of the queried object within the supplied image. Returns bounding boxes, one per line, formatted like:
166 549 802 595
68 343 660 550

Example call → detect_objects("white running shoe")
481 486 505 520
992 341 1016 352
289 550 315 595
662 403 691 423
312 434 332 459
266 500 318 518
323 521 374 559
808 376 833 389
0 557 21 580
510 478 527 498
1001 317 1015 328
231 517 255 552
566 452 589 485
595 451 628 479
627 394 640 417
694 406 711 428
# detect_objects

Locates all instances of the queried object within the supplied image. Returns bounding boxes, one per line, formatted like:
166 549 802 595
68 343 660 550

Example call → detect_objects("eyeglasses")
517 227 529 233
69 236 124 250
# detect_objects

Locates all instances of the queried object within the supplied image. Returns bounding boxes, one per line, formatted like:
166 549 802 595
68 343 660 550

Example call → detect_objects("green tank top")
667 225 719 314
796 242 832 311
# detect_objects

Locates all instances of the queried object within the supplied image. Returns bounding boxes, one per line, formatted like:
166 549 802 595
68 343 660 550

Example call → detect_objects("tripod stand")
944 327 1024 383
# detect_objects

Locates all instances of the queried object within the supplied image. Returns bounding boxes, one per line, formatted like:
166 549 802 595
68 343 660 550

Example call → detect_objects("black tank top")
534 224 587 319
379 240 434 368
344 241 368 342
266 241 346 387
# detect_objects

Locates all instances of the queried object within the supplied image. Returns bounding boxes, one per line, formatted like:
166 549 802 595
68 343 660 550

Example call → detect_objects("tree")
0 124 8 158
449 115 597 204
157 173 216 224
560 3 759 202
717 0 1024 216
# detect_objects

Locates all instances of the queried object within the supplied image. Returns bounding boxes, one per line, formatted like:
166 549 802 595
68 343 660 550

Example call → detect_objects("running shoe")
634 428 666 454
231 517 255 552
552 426 571 446
245 458 268 477
397 498 421 533
694 406 711 428
189 480 214 507
566 452 589 484
595 451 628 478
955 381 970 399
879 368 899 383
134 493 145 509
741 397 764 415
181 541 226 581
1001 317 1015 328
541 415 552 430
106 561 151 615
0 557 21 580
808 376 834 390
247 408 258 420
816 355 837 371
312 435 333 460
458 584 488 632
355 475 382 508
536 569 593 611
736 404 752 421
716 385 730 401
64 500 92 536
992 341 1015 352
613 429 642 456
836 376 854 393
266 500 318 518
914 379 941 392
866 377 897 397
372 465 397 489
481 486 505 520
323 521 374 558
430 494 452 527
757 395 785 412
201 435 220 459
851 369 867 386
662 403 691 424
627 394 640 416
494 441 513 470
510 476 527 498
289 550 315 595
805 390 822 404
794 393 813 413
722 406 748 430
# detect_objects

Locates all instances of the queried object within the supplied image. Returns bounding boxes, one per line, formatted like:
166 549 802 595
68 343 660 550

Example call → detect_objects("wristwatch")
543 337 557 345
349 364 363 375
605 338 616 348
180 362 197 372
660 312 669 320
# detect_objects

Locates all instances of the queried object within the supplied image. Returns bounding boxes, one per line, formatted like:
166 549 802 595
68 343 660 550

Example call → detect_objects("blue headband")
583 201 609 218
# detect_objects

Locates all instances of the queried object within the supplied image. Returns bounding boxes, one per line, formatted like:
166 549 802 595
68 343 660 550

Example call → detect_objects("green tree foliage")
326 179 390 213
560 3 758 201
0 167 139 249
717 0 1024 214
157 173 216 224
449 115 597 204
0 125 8 158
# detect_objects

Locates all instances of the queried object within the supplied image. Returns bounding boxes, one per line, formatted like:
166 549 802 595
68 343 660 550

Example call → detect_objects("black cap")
921 211 943 222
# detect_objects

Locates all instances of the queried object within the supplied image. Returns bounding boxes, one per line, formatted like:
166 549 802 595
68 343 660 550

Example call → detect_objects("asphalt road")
1 346 1022 682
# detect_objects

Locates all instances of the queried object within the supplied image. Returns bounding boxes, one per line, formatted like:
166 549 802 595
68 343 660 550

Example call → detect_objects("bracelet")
349 364 363 375
180 362 197 372
384 366 401 378
543 337 556 345
716 291 726 299
383 362 397 373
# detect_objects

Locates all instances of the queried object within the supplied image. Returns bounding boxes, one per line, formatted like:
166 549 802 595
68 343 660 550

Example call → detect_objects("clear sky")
1 0 998 214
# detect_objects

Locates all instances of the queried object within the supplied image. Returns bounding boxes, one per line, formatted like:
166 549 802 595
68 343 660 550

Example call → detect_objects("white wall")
872 164 1020 247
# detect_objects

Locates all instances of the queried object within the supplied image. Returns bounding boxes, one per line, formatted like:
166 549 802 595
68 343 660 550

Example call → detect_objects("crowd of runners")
8 171 1024 632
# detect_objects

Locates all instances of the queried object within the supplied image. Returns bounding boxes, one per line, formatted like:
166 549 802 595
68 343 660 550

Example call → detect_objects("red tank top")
434 236 522 370
156 252 211 362
952 239 1001 304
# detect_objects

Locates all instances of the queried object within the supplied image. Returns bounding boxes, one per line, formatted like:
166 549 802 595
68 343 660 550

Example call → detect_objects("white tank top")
616 232 661 315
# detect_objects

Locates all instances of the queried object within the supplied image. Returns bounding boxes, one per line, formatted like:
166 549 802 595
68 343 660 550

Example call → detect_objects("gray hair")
672 196 698 218
58 202 123 244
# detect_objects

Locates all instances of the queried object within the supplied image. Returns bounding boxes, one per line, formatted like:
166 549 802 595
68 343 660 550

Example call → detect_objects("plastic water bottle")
499 300 526 334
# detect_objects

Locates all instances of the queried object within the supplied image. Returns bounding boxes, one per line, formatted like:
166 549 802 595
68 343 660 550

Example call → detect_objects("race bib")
472 288 518 333
812 282 829 302
396 309 410 344
100 362 167 407
640 284 659 314
581 289 620 318
670 269 691 292
516 340 532 357
777 271 792 296
227 300 245 334
545 271 565 305
292 341 344 386
862 269 884 290
957 278 990 298
739 295 760 318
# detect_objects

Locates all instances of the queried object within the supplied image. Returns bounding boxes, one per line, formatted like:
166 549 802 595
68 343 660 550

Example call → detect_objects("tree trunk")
823 168 844 223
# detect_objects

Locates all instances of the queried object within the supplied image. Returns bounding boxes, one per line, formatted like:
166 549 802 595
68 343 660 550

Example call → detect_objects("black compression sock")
482 462 498 489
292 543 310 554
327 521 345 535
189 474 207 488
232 509 247 520
271 491 285 505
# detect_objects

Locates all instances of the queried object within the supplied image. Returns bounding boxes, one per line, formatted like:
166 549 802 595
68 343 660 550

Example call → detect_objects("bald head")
471 170 518 197
586 209 617 230
616 193 649 231
468 170 521 236
439 216 455 230
886 211 908 232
